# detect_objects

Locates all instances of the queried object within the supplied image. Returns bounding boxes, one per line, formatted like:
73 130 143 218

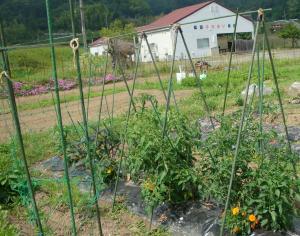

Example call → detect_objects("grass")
8 46 107 84
16 86 126 112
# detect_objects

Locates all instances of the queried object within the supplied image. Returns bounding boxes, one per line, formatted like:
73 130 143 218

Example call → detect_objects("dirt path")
0 89 193 142
0 76 163 113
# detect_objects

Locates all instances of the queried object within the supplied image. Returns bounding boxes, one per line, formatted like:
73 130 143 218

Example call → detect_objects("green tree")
128 0 151 17
287 0 300 18
100 19 136 39
278 24 300 48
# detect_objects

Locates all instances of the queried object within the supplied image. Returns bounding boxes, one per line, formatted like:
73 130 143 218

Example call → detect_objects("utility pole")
79 0 88 50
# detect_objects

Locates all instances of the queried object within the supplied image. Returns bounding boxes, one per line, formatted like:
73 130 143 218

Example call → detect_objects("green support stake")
257 43 264 155
162 26 179 137
115 54 137 112
178 26 215 129
262 20 297 175
260 34 266 159
222 11 239 116
219 19 261 236
68 0 103 235
95 45 110 131
112 37 143 209
143 33 167 101
0 22 44 235
45 0 77 234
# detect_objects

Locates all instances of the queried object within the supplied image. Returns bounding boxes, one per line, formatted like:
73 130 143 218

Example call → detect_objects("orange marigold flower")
232 207 240 216
249 214 256 222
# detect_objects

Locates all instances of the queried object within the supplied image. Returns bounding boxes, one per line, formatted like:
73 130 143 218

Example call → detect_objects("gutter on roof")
137 25 172 34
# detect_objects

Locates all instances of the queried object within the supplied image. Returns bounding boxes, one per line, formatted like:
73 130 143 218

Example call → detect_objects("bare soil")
0 89 193 142
9 193 152 236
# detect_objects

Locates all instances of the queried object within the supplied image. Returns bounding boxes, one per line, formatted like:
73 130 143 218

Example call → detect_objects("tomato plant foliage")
126 98 200 210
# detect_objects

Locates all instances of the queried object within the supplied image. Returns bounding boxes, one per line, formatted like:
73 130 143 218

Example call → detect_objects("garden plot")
23 99 299 235
1 4 300 235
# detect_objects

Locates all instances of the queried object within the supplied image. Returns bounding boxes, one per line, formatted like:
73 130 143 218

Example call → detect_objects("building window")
194 25 197 30
150 43 158 56
228 24 231 28
200 25 203 29
197 38 210 49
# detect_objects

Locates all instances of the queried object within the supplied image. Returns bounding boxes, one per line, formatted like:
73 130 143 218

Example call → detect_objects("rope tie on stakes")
0 70 8 85
258 8 264 22
70 38 79 67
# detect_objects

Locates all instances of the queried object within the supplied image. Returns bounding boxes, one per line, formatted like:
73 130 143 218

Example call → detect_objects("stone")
241 84 273 99
289 97 300 104
199 118 221 134
287 127 300 142
241 84 258 98
41 156 64 172
263 86 273 96
289 82 300 96
292 144 300 156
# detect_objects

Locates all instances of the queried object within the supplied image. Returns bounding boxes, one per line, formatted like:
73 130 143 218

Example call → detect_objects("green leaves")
126 100 199 208
197 116 299 233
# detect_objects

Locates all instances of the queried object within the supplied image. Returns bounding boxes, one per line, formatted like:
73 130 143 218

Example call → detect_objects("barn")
137 1 254 62
89 37 108 56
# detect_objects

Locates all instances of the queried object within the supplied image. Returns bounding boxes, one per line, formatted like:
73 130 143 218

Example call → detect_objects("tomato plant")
126 98 200 211
197 115 299 234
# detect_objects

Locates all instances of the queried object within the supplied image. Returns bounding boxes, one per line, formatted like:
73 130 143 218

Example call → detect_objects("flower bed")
11 79 77 96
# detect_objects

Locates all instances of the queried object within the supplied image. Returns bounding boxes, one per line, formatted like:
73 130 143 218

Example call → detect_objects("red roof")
90 37 107 47
137 1 214 32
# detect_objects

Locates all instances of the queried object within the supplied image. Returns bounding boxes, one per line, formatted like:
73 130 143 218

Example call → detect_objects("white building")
137 1 254 62
89 38 108 56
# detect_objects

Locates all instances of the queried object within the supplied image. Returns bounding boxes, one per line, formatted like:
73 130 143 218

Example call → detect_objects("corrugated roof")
90 37 107 47
137 1 214 32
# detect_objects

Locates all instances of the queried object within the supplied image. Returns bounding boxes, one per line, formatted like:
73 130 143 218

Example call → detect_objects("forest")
0 0 299 44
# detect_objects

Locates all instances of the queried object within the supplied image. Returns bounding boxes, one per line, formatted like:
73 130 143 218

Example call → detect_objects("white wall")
90 45 107 56
140 2 254 62
176 2 254 58
140 29 173 62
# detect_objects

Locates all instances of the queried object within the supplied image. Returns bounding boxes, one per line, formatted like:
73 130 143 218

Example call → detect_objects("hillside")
0 0 299 44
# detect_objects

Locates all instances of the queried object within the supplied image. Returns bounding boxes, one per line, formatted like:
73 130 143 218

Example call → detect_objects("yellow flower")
106 167 113 174
232 226 240 233
144 181 155 192
249 214 256 222
242 212 246 217
232 207 240 216
148 182 155 192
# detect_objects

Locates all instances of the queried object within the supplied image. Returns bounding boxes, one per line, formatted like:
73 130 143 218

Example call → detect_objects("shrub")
181 76 198 87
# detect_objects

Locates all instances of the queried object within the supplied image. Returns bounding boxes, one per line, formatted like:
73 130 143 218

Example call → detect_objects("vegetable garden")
0 2 299 236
